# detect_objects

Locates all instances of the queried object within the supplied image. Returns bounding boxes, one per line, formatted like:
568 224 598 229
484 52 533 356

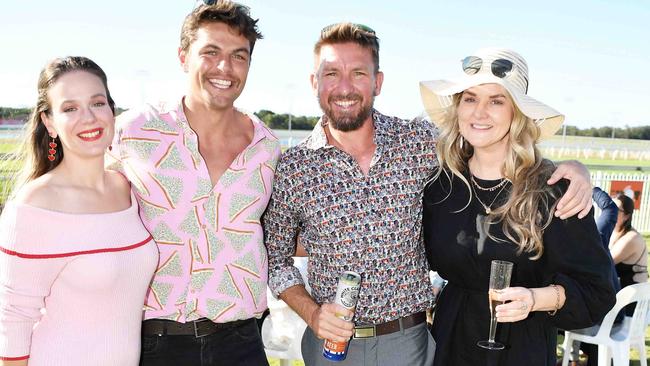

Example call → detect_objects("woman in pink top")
0 57 158 366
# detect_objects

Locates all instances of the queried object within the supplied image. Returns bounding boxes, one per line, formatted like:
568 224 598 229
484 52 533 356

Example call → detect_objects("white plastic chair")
561 282 650 366
262 313 306 366
263 257 309 366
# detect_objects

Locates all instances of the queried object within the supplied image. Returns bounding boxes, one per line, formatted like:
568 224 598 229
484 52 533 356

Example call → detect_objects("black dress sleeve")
541 188 617 330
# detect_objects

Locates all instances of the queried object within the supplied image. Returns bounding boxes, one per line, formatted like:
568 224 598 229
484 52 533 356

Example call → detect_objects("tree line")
2 106 649 140
255 111 650 140
0 107 31 120
561 125 650 140
0 107 127 121
254 110 320 130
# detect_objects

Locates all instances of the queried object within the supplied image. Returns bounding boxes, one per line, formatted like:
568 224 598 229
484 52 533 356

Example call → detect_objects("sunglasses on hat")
461 56 514 78
461 56 528 93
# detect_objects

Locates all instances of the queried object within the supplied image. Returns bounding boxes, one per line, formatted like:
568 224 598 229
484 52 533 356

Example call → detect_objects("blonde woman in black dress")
420 48 616 366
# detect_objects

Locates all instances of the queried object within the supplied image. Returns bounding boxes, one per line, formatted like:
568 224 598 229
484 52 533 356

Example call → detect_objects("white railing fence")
591 171 650 233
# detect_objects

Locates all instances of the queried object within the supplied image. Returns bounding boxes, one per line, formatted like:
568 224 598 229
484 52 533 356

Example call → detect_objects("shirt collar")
171 98 272 145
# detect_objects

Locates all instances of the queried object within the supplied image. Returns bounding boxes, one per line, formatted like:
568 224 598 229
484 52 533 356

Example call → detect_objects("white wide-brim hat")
419 48 564 139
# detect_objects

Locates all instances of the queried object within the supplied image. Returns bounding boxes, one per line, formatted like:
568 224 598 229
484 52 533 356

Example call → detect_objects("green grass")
0 141 19 154
0 159 20 204
577 158 650 167
541 135 650 171
0 159 22 171
545 135 650 147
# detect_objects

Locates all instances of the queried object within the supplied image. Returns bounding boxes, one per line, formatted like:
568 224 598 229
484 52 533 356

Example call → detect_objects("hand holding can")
323 271 362 362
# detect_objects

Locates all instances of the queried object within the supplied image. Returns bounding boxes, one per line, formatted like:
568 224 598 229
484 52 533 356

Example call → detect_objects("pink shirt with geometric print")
107 99 281 323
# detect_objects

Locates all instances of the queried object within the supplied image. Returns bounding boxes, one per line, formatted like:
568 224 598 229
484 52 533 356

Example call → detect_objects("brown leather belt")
142 318 254 338
353 311 426 339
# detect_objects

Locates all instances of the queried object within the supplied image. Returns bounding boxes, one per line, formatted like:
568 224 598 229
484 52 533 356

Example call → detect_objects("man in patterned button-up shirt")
107 3 280 366
264 23 438 366
264 23 593 366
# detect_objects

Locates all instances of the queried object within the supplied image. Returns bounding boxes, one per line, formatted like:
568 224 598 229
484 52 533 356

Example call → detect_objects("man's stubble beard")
319 92 375 132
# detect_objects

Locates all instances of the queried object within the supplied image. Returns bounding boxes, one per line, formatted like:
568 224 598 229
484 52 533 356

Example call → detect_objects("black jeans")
139 318 269 366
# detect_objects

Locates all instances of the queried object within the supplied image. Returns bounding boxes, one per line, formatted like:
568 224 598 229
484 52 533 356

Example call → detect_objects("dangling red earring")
48 137 57 161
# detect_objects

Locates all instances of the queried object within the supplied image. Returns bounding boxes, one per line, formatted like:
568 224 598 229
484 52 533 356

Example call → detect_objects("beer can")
322 271 362 362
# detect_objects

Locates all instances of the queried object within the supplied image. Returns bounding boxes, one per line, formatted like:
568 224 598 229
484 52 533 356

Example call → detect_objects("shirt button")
201 224 207 229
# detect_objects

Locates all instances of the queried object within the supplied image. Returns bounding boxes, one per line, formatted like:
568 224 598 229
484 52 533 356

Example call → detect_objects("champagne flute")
477 260 513 350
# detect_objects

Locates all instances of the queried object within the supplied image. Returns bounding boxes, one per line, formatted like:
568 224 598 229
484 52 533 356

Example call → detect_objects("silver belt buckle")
193 318 212 338
353 325 376 339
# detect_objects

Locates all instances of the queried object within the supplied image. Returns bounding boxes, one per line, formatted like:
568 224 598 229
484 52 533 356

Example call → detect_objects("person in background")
610 192 648 316
420 47 616 366
566 187 622 366
0 56 158 366
106 2 281 365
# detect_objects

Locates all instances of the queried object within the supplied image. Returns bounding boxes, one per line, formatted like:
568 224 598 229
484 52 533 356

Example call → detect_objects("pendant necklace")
470 175 509 214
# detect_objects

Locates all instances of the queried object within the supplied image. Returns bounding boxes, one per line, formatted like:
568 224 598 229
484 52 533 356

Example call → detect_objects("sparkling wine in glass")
477 260 513 350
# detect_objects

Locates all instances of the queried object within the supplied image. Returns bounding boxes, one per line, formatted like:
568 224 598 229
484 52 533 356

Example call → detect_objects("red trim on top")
0 355 29 361
0 235 153 259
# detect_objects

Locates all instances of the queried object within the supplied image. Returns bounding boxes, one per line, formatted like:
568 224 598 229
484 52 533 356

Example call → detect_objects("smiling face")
180 21 251 111
457 83 515 155
311 42 383 132
41 70 115 160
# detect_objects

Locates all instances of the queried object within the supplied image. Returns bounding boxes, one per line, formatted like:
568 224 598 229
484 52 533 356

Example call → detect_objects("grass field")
578 158 650 167
541 135 650 169
543 135 650 146
0 142 18 154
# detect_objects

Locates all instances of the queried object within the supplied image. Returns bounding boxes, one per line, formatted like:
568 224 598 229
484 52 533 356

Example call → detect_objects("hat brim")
419 75 564 139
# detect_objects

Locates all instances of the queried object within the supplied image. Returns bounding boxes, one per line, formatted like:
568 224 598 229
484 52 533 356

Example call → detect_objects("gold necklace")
470 176 509 214
470 174 508 192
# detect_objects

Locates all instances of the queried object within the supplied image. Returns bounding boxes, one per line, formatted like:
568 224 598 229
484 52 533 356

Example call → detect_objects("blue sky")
1 1 648 128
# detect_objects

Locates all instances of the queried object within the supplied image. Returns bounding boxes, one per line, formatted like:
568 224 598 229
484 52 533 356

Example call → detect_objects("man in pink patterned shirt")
107 2 280 365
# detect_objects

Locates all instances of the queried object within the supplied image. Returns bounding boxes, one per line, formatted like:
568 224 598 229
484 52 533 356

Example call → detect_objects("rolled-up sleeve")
0 213 66 360
263 155 305 298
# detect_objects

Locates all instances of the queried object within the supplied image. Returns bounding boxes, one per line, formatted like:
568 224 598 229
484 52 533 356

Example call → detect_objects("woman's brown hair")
8 56 115 197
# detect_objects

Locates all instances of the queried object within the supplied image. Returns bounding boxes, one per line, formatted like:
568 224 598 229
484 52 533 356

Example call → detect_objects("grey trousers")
301 322 435 366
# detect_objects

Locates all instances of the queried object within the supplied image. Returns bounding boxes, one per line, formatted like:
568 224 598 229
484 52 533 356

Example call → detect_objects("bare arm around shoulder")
547 160 593 219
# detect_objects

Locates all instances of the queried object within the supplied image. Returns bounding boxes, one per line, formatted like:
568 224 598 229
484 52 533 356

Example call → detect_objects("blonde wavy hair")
434 93 560 259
